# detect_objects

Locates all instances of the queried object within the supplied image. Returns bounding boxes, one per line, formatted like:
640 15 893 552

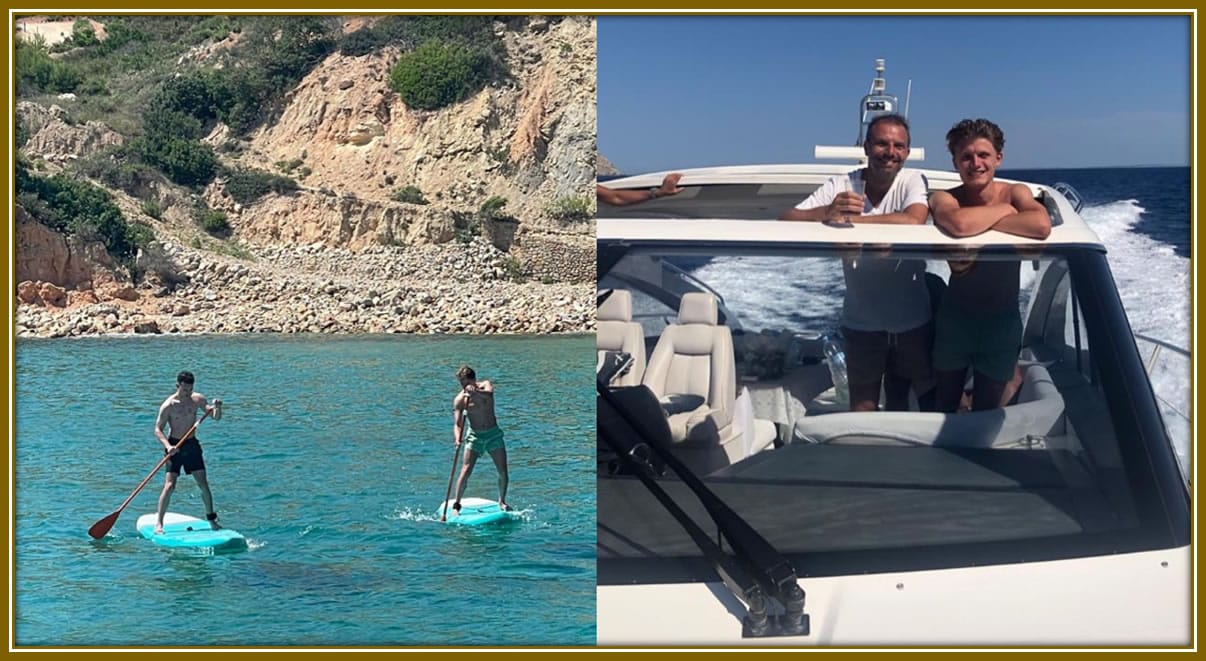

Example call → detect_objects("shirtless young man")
153 371 223 533
450 365 511 513
929 119 1051 412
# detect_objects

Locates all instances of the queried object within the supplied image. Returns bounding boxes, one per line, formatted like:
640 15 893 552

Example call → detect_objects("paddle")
440 409 468 522
87 409 212 540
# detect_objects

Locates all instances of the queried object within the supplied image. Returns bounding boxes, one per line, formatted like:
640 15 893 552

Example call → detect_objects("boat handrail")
1052 182 1085 213
664 260 726 303
1133 332 1192 433
1137 334 1188 381
1134 332 1190 358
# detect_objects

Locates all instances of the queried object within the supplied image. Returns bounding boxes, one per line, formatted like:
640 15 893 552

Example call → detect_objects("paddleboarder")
153 371 223 534
450 365 511 514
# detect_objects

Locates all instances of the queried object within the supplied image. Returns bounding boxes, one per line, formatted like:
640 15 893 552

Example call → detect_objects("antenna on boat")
904 79 912 119
869 58 886 95
816 58 923 163
855 58 897 147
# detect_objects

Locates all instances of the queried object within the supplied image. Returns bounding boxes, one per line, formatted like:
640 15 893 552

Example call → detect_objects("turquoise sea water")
14 334 596 647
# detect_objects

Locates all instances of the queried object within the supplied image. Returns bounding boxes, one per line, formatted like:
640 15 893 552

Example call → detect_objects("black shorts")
166 437 206 475
842 322 933 386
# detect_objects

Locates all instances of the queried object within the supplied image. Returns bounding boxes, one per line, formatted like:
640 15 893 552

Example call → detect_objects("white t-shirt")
796 168 929 217
796 169 932 333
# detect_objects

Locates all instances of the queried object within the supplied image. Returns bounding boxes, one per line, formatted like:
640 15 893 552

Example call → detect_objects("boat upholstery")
642 292 740 472
597 289 646 387
791 364 1065 448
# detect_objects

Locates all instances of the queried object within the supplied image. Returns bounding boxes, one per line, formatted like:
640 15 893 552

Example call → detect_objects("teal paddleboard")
439 497 520 526
137 512 248 553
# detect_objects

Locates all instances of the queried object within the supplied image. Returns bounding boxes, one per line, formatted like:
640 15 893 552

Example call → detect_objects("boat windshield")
598 244 1186 582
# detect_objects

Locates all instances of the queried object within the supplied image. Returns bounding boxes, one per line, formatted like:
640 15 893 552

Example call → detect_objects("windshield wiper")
597 379 810 638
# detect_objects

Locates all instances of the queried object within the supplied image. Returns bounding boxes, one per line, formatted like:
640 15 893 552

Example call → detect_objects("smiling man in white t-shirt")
779 114 933 412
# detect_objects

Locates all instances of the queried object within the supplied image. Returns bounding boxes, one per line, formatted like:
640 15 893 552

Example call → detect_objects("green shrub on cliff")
188 15 241 44
275 158 305 174
391 186 428 205
546 195 593 222
71 19 99 47
15 39 82 95
136 133 217 187
341 16 502 57
339 27 386 57
502 255 526 282
389 40 496 111
72 145 162 198
123 17 338 187
248 16 337 95
150 71 228 128
140 199 163 219
479 196 509 220
224 167 299 205
15 160 152 267
193 206 231 237
16 119 31 149
132 73 224 187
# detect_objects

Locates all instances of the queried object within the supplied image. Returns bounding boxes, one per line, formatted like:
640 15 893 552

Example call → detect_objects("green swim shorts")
932 303 1022 382
465 426 506 456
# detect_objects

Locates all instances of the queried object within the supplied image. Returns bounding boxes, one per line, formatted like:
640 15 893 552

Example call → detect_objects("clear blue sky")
598 15 1191 172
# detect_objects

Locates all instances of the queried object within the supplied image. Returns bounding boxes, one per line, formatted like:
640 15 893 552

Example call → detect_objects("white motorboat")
595 60 1191 647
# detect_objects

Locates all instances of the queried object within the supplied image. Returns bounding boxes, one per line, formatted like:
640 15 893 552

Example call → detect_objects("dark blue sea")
1006 167 1191 474
14 334 596 647
1001 166 1190 258
999 166 1190 350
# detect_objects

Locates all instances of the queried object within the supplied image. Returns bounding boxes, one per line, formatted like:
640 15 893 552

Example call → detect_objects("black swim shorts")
165 436 207 475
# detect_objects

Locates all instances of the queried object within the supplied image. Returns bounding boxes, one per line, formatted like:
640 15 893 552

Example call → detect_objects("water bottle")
823 335 849 407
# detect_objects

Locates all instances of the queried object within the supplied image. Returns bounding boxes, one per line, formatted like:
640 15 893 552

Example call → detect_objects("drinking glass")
847 177 866 223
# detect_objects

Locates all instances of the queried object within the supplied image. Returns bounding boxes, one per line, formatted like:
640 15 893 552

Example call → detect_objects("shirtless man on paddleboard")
451 365 511 513
153 371 223 534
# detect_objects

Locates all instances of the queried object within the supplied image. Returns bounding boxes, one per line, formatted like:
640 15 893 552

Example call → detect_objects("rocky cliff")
213 16 595 247
597 154 620 176
15 15 597 338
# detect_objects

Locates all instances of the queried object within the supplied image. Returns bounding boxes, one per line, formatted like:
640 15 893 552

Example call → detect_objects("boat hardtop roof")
599 165 1105 250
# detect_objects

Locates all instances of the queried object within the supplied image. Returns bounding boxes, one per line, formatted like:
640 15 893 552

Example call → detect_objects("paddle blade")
88 511 120 540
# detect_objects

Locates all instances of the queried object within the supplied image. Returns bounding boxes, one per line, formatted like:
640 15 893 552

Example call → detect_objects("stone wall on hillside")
516 233 594 284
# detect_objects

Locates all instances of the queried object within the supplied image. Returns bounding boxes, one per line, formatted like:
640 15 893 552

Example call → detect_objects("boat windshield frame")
597 242 1189 586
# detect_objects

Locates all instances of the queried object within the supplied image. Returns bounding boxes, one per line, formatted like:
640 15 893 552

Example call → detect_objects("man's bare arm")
989 184 1052 239
931 191 1016 237
598 173 683 207
196 392 223 421
853 202 929 225
597 185 653 206
153 402 172 450
779 205 831 222
453 396 466 445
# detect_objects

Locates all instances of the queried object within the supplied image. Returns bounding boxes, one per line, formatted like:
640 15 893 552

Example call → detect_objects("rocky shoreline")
15 238 595 338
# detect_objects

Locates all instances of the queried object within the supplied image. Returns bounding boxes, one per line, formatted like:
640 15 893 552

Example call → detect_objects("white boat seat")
792 364 1065 448
660 393 706 415
642 292 740 473
597 289 646 387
